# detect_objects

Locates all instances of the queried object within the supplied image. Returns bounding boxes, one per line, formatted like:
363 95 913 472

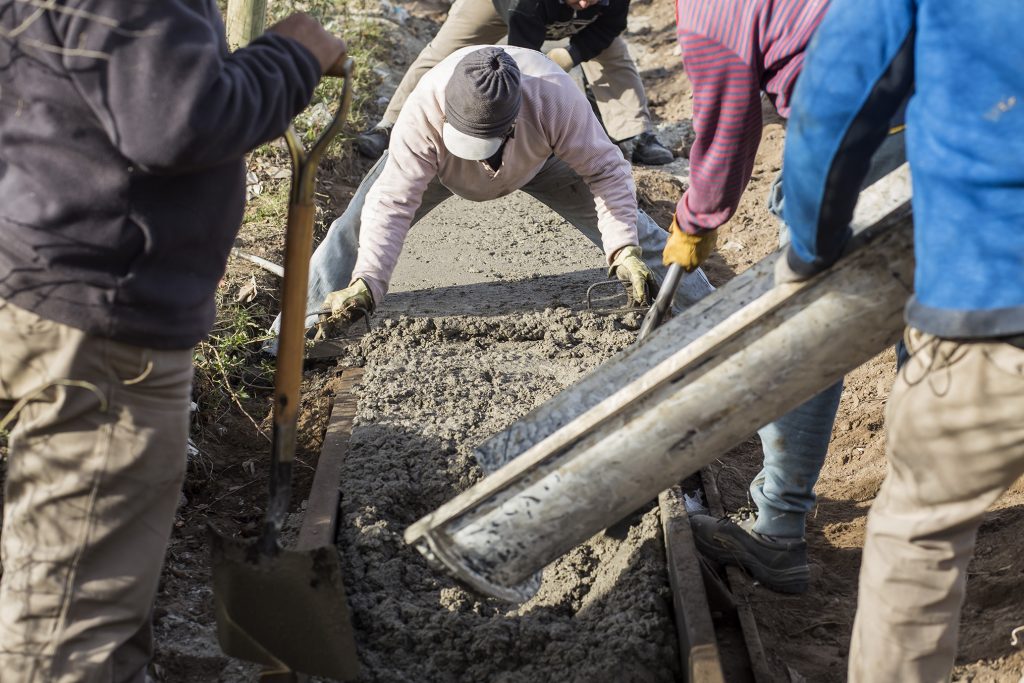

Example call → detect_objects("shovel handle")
273 61 355 463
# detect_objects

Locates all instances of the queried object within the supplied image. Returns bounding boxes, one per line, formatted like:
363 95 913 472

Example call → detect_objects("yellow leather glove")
662 213 717 272
546 47 575 72
608 245 658 307
316 278 374 340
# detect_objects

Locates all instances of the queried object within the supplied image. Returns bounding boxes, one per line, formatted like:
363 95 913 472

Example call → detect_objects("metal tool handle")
638 262 683 341
262 61 355 552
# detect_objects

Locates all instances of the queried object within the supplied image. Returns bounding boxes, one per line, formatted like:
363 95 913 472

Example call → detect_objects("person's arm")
56 1 336 173
674 29 763 235
546 76 638 262
781 0 916 278
566 0 629 65
350 105 440 304
502 0 550 51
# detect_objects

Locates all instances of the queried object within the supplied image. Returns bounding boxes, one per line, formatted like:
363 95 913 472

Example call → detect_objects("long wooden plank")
701 468 774 683
297 367 363 551
659 486 726 683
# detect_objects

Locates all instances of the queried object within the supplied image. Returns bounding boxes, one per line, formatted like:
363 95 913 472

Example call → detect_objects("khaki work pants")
380 0 652 142
849 328 1024 682
0 300 193 683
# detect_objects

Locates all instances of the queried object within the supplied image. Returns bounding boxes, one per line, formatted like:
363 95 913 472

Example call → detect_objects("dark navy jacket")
494 0 627 66
782 0 1024 338
0 1 320 348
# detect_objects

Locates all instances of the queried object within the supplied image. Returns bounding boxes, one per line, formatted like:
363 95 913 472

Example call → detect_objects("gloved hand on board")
662 213 717 273
546 47 576 72
608 245 658 307
316 278 374 340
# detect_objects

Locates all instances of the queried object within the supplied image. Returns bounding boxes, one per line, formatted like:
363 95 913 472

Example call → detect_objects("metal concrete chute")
404 166 913 603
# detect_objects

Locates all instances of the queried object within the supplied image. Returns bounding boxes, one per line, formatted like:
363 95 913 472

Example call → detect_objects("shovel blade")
209 529 360 680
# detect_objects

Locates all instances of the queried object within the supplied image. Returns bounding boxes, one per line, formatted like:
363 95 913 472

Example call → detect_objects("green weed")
191 0 392 440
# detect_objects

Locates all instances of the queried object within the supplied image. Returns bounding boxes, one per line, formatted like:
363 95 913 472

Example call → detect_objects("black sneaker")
356 125 391 160
690 508 810 594
631 131 674 165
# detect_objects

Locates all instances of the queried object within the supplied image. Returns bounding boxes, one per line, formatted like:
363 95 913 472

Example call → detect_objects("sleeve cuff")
566 44 584 67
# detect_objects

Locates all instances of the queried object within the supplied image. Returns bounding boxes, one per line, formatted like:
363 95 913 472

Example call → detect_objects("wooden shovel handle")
272 201 316 452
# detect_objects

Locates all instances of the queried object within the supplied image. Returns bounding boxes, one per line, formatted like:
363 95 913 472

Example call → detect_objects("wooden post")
226 0 267 50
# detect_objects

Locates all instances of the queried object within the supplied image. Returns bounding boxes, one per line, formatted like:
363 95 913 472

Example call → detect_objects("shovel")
209 59 360 680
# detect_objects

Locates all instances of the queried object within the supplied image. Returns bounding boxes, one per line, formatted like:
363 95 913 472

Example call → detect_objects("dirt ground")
145 1 1024 681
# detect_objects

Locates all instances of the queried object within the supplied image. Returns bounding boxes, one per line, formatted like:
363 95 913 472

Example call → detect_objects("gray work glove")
608 245 658 307
316 278 374 340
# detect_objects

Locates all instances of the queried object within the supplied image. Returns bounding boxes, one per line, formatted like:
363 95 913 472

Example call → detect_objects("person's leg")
849 329 1024 682
755 172 839 536
0 300 193 683
520 157 715 306
269 152 452 335
379 0 507 128
751 129 908 529
580 38 673 165
579 37 649 143
689 170 836 592
691 130 910 591
750 381 844 536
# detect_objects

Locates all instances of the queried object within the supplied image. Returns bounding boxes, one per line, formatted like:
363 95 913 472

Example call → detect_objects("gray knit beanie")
444 47 522 139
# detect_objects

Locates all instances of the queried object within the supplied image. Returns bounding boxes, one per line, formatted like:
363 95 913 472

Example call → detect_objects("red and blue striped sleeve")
673 0 828 234
675 28 762 234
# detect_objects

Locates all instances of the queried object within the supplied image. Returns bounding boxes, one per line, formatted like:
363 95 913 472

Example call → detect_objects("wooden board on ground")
297 367 363 550
701 468 774 683
659 485 726 682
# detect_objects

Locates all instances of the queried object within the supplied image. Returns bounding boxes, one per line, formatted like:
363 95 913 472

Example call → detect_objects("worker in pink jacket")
273 46 714 337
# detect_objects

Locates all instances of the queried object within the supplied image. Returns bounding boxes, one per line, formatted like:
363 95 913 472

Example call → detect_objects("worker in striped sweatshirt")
666 0 905 594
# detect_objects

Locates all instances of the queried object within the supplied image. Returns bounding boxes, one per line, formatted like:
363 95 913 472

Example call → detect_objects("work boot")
630 131 674 165
356 125 391 159
690 508 810 594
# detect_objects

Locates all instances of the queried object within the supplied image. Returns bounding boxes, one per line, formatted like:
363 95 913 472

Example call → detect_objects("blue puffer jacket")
781 0 1024 338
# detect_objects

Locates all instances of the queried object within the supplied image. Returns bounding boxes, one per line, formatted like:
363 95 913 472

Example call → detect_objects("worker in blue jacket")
777 0 1024 679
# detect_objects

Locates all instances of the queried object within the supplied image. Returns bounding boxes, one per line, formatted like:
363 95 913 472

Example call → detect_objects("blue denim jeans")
752 130 905 538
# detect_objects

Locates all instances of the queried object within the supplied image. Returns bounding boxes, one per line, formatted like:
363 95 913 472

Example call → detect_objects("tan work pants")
380 0 651 142
0 300 193 683
849 328 1024 682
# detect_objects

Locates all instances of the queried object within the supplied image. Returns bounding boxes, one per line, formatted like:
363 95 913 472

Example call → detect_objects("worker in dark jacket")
355 0 674 165
0 2 345 680
776 0 1024 678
